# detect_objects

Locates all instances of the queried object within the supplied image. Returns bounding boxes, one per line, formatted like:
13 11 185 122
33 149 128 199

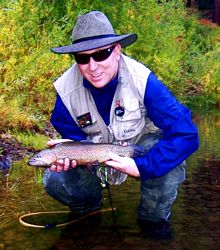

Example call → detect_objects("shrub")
0 0 219 132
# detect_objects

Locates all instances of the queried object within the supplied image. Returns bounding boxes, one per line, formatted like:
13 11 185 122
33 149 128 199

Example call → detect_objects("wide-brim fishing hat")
51 11 137 54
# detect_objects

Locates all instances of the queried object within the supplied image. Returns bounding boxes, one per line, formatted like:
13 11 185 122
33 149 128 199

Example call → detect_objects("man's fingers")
71 160 77 168
105 152 140 177
105 152 123 168
108 152 122 162
50 164 57 171
49 158 77 172
63 158 70 171
50 159 64 172
105 160 121 168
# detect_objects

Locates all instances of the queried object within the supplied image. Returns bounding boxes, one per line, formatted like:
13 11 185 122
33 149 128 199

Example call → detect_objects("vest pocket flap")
117 98 141 121
124 98 139 111
79 114 100 133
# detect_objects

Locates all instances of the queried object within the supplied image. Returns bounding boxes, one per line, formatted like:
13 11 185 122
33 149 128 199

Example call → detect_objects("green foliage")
11 130 48 150
0 95 35 130
0 0 73 131
0 0 220 132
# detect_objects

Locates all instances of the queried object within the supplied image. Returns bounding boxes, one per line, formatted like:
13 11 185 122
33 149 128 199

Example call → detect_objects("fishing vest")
54 54 159 143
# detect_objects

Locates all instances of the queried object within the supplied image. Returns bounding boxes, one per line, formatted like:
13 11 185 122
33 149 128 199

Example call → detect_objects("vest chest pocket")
117 98 142 121
113 98 145 140
79 113 101 134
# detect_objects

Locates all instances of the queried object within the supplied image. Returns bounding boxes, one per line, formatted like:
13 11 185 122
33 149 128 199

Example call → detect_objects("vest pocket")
80 114 101 134
116 98 141 121
113 99 145 140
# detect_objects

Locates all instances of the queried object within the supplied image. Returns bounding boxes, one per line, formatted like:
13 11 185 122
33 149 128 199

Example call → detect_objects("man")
43 11 199 238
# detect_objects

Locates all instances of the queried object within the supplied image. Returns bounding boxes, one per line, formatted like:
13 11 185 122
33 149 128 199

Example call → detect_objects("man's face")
76 44 121 88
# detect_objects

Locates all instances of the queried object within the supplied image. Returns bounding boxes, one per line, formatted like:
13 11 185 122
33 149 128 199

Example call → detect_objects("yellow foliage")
0 0 220 134
0 96 35 131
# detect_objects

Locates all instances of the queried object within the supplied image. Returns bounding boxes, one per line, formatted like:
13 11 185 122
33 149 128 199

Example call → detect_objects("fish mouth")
28 158 39 166
28 158 48 167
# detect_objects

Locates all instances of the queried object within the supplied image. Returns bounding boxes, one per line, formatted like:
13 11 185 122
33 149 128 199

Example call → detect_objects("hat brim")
51 34 137 54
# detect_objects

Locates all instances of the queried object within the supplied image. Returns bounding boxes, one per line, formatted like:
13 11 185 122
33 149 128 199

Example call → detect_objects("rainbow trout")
28 141 145 167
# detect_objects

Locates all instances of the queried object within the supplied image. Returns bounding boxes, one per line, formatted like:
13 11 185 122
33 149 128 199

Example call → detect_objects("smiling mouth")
91 72 103 78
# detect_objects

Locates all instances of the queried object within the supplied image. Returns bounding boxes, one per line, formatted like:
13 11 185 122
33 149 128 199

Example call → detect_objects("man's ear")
115 43 122 61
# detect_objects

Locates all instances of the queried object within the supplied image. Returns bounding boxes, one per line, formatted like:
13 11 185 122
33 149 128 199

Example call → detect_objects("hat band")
72 34 117 44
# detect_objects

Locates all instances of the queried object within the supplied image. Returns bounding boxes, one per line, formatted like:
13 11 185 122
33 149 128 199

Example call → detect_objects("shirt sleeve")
134 72 199 181
50 94 87 141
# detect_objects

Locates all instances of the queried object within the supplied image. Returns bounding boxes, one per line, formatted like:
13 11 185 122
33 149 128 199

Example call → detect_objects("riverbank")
0 133 36 163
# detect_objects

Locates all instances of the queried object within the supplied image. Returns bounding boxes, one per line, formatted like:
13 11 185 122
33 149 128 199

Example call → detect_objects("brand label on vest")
124 128 135 134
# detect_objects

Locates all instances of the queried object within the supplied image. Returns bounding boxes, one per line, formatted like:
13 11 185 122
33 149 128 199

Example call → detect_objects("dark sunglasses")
74 45 116 65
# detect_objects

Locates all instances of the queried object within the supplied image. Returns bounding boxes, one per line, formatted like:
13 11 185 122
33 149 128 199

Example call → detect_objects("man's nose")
88 57 98 71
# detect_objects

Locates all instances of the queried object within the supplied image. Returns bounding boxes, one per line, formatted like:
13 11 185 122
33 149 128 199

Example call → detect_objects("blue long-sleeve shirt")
50 72 199 181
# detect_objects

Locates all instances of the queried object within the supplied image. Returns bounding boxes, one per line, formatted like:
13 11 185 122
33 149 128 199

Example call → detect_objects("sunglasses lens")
93 47 114 62
74 54 90 64
74 46 115 65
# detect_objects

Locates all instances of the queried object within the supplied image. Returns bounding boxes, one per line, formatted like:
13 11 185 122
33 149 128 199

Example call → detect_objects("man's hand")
47 139 77 172
105 152 140 177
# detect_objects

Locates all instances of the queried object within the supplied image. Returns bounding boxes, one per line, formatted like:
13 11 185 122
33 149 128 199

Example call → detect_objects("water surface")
0 111 220 249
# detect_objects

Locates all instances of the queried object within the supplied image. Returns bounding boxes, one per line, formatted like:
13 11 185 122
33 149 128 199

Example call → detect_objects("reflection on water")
0 111 220 249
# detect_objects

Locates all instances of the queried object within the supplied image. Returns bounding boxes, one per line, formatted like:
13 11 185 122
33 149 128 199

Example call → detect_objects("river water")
0 111 220 250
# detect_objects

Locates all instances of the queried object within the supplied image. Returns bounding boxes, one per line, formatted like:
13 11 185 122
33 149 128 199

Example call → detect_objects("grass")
11 130 49 150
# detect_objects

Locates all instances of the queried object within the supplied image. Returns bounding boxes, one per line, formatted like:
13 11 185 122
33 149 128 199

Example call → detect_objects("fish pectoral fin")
86 161 99 174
